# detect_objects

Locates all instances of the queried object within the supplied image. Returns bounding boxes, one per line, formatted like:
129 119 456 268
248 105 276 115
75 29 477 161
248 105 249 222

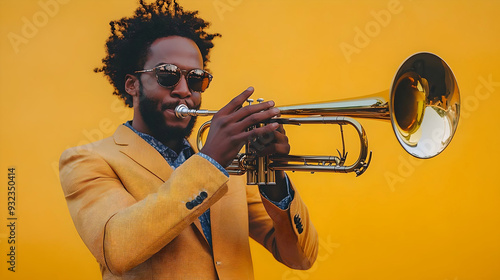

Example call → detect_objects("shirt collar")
124 121 193 168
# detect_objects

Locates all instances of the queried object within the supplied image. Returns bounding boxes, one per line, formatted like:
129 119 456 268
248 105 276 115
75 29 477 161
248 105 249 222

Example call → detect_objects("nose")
170 75 192 99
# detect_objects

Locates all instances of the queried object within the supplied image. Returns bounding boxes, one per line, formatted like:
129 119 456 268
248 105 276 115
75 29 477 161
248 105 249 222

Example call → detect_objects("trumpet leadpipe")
175 104 218 118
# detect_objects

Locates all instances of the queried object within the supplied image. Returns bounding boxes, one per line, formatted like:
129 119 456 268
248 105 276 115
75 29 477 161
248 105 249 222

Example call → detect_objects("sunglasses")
135 63 213 93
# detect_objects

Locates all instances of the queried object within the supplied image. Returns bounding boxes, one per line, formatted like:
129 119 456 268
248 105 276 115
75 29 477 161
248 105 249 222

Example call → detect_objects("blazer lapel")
113 125 173 182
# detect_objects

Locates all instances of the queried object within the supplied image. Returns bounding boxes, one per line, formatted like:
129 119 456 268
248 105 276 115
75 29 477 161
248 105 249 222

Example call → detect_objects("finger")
256 142 290 156
229 100 276 123
276 124 286 135
234 122 280 143
217 87 254 116
234 106 280 130
249 132 274 151
271 129 288 144
255 130 290 155
251 129 285 146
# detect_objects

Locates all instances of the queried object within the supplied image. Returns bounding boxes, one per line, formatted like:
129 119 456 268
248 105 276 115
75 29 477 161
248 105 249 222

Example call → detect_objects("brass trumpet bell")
390 52 460 158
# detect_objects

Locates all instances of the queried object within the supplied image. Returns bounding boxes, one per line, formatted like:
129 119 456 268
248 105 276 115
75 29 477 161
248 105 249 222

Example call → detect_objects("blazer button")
200 191 208 199
195 195 204 204
294 214 303 234
186 201 194 210
297 225 303 234
294 214 300 223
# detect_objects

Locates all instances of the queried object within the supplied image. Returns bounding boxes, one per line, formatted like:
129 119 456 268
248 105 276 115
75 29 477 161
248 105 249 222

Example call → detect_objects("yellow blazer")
59 124 318 280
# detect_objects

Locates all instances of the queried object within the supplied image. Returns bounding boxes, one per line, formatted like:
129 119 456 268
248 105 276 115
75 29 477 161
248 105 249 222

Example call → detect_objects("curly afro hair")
94 0 221 107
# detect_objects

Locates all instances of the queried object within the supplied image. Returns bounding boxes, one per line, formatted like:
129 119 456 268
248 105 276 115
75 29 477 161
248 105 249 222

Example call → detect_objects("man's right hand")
200 87 280 168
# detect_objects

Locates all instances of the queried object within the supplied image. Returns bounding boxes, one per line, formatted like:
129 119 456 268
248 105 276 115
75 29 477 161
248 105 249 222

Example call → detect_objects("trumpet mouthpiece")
175 104 191 118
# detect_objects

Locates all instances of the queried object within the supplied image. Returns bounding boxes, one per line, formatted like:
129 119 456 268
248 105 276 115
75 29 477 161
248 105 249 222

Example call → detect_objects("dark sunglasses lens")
187 71 211 92
156 66 180 87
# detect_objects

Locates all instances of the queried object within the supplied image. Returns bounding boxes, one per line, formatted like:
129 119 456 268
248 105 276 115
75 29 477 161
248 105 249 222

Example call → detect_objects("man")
59 0 318 279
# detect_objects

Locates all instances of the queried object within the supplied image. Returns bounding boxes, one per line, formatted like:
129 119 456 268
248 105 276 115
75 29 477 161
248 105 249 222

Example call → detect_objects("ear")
125 74 140 97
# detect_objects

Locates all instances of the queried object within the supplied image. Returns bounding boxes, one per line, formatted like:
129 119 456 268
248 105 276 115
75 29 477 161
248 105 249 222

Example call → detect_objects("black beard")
138 84 198 144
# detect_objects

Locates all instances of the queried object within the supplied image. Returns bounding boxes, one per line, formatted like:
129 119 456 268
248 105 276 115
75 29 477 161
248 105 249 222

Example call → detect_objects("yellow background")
1 0 499 279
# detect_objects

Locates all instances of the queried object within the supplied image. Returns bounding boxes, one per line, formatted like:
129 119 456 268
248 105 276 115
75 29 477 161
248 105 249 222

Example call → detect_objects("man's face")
134 36 204 141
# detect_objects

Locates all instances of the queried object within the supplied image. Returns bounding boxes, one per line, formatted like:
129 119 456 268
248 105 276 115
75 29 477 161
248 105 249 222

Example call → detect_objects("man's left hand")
252 124 291 202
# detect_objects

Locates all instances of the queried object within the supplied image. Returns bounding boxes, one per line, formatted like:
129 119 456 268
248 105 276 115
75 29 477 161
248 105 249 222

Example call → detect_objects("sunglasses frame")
134 63 213 93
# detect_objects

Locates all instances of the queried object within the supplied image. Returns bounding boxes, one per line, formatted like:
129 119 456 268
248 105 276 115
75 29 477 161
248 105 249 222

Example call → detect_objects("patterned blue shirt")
124 121 293 247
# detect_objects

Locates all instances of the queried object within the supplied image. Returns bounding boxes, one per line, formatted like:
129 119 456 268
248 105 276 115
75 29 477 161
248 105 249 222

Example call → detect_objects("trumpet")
175 52 460 185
